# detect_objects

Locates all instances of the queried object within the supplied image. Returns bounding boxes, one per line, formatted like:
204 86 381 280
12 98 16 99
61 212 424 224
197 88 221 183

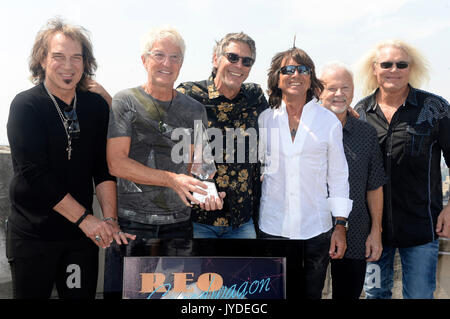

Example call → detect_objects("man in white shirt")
258 47 353 299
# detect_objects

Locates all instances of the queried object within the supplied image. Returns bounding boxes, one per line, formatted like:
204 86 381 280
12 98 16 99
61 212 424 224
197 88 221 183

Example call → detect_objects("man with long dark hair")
258 47 352 298
6 17 133 299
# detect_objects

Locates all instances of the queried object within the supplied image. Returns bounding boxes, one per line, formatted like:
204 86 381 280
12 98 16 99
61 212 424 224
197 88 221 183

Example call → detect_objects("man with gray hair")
177 32 268 238
104 26 221 298
319 62 385 299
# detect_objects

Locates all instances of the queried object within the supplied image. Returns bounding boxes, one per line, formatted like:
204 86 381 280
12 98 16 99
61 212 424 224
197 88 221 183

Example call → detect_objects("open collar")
368 84 419 112
206 74 250 101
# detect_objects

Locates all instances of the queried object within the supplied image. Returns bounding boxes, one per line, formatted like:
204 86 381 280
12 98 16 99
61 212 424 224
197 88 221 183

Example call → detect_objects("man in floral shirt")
177 32 268 238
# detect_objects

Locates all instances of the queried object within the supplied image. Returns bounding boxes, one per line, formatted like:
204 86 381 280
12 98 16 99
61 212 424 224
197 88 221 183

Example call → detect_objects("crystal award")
190 120 219 203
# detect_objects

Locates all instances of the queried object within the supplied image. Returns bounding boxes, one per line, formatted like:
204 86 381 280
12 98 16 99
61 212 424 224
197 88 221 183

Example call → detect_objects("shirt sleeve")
367 125 387 190
7 93 68 208
255 85 270 114
93 97 116 186
438 97 450 167
107 94 134 139
258 111 268 175
326 121 353 218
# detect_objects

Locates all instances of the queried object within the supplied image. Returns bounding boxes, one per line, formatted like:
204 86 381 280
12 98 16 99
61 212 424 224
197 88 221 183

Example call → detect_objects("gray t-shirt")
108 86 208 224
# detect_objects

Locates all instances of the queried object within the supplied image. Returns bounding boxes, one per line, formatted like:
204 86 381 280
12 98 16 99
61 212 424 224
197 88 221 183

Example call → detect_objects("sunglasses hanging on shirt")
43 83 80 160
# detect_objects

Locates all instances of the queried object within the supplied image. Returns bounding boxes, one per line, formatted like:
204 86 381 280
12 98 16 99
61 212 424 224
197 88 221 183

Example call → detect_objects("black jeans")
331 258 367 299
103 218 193 299
6 224 98 299
258 229 332 299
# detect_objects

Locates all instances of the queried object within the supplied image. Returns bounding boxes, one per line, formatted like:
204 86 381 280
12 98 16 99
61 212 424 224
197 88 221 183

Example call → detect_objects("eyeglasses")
64 107 80 139
147 51 183 64
280 65 311 75
223 52 255 67
378 61 409 69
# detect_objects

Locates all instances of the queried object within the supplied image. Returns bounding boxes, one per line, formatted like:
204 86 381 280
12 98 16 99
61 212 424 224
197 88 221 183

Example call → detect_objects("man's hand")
87 80 112 107
78 214 116 248
200 192 226 211
347 106 360 119
168 173 208 207
103 218 136 245
329 226 347 259
436 204 450 238
365 229 383 261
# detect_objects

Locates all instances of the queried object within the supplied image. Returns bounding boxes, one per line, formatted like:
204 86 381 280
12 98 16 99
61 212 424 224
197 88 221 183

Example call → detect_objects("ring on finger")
95 235 102 242
117 231 124 235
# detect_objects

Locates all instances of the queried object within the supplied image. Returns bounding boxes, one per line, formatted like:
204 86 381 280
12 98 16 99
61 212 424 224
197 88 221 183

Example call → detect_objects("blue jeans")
193 219 256 239
364 240 439 299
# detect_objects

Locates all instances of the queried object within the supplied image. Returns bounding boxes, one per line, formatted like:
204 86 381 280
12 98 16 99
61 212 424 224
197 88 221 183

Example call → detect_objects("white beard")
330 105 348 114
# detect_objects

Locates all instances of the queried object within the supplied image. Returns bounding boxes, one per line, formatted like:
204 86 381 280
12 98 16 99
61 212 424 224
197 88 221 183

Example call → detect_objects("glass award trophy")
190 121 219 203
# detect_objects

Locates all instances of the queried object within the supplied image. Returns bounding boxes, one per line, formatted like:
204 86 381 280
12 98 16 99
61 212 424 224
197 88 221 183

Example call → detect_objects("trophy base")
192 181 219 204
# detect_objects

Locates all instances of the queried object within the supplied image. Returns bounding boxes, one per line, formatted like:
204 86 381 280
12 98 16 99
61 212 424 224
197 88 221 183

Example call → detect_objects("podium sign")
123 256 286 299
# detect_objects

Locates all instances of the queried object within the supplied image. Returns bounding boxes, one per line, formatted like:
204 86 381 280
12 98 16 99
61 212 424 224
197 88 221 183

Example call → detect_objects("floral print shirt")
177 75 269 228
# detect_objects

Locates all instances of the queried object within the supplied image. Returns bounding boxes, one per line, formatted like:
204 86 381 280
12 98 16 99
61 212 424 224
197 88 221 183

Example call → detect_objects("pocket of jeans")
405 125 431 157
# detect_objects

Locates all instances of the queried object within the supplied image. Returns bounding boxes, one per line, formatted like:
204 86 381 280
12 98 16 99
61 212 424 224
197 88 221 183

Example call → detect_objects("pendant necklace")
43 83 77 160
145 85 174 133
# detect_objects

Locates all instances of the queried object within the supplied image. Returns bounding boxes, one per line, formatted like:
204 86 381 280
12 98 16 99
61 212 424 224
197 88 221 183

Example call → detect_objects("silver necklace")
43 83 77 160
144 85 174 133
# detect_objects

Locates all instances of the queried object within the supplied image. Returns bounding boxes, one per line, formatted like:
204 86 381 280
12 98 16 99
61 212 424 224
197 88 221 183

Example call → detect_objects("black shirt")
342 115 386 259
7 83 115 240
355 86 450 247
177 75 269 228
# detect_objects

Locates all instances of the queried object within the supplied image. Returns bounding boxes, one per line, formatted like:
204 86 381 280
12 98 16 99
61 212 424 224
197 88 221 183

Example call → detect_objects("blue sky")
1 0 449 145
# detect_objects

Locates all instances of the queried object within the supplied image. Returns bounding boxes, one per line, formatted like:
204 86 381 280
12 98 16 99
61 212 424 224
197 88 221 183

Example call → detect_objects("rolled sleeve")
327 121 352 218
327 197 353 218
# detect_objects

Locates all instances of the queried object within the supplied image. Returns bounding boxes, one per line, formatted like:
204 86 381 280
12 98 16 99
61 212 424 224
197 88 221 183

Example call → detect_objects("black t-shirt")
7 83 115 240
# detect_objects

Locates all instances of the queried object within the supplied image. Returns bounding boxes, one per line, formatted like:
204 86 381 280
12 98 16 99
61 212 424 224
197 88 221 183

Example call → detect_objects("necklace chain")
144 85 174 133
43 83 77 160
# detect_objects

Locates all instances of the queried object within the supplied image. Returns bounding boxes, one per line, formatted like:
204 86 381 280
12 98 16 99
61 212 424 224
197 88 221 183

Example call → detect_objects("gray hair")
141 26 186 58
211 32 256 76
319 61 354 81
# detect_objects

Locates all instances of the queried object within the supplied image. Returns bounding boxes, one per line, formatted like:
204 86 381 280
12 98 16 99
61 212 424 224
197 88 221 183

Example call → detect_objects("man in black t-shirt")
6 17 134 299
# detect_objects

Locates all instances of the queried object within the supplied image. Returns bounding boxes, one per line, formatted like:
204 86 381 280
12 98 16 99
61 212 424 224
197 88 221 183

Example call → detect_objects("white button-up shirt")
258 99 352 239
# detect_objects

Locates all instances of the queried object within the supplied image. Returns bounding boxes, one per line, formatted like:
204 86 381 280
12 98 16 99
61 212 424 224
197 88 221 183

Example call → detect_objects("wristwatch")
334 219 349 231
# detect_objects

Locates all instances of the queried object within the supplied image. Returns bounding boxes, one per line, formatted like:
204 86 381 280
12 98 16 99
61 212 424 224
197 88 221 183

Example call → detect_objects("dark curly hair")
267 47 323 109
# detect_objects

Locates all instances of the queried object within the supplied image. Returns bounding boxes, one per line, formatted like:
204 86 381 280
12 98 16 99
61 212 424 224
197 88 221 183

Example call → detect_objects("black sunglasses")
64 107 80 139
224 52 255 67
379 61 409 69
280 65 311 75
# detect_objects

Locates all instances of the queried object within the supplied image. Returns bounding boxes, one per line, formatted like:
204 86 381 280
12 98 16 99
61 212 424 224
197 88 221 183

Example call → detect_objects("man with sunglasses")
355 40 450 299
177 32 268 239
258 47 352 299
6 18 135 299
